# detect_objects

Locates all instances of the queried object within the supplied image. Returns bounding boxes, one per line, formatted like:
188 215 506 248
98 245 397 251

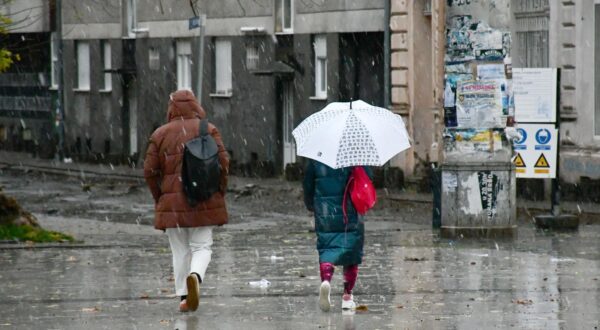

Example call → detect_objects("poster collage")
443 15 513 157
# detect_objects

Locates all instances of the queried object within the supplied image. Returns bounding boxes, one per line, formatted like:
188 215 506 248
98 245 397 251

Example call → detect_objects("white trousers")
166 226 213 296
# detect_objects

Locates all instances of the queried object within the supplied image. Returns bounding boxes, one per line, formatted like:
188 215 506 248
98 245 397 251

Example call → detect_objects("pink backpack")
343 167 377 224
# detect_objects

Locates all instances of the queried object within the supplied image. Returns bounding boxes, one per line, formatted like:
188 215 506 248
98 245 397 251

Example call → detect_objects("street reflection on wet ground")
1 171 599 329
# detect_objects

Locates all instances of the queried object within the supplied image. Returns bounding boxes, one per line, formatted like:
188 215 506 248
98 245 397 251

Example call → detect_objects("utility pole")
196 13 206 102
55 0 65 160
189 1 206 102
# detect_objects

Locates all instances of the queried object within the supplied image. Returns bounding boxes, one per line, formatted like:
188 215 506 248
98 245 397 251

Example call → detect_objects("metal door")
282 81 296 169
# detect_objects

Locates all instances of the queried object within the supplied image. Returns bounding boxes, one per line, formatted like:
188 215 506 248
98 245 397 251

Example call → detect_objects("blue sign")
535 128 551 150
189 16 201 30
514 128 527 150
535 128 551 144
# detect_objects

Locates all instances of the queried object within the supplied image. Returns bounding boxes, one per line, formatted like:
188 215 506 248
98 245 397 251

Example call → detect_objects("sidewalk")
2 152 600 328
1 195 600 329
2 150 600 218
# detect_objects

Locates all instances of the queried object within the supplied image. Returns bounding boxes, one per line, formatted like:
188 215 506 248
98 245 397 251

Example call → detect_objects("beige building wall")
389 0 445 178
552 0 600 183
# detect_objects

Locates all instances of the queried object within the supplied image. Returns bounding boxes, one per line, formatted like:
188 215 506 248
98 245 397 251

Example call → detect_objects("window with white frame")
126 0 137 38
275 0 293 33
149 48 160 71
246 45 259 70
50 32 58 88
101 41 112 91
75 41 90 90
176 40 192 90
215 39 232 95
314 35 327 99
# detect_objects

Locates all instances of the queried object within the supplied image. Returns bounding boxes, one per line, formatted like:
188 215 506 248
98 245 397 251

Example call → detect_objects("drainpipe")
384 0 391 109
55 0 65 160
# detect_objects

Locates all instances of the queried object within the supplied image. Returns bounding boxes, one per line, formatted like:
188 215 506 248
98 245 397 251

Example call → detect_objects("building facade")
388 0 599 198
0 0 54 157
548 0 600 199
389 0 445 181
511 0 599 199
59 0 387 174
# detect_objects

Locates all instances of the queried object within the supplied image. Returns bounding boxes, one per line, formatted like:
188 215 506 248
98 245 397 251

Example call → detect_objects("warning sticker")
513 124 557 179
513 153 526 167
513 153 526 174
534 153 550 174
534 153 550 168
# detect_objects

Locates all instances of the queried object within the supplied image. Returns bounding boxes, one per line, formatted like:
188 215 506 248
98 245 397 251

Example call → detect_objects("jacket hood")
167 90 206 121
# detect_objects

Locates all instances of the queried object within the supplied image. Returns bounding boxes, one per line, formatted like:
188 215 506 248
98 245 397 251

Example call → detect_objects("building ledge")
560 112 578 121
73 88 90 93
209 93 232 98
99 89 112 94
309 96 327 101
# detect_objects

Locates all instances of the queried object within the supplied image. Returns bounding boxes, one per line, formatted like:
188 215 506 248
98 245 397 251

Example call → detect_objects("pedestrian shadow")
173 315 199 330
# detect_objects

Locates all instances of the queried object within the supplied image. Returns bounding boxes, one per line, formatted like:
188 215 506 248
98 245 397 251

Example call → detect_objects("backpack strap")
199 119 209 137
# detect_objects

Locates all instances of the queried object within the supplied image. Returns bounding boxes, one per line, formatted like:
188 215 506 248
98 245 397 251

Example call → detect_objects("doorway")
282 81 296 169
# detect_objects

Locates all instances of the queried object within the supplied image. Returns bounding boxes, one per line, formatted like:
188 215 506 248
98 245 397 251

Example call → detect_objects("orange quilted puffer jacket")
143 90 229 230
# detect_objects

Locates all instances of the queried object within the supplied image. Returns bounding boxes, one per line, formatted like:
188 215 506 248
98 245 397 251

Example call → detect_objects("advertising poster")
456 80 504 128
444 128 503 155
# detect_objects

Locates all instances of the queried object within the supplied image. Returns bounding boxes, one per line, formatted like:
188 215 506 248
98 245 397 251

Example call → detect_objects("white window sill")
73 88 90 93
275 31 294 35
210 93 233 98
99 89 112 94
48 86 58 91
310 96 327 101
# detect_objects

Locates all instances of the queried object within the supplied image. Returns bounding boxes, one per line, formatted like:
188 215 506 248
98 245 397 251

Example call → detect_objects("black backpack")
182 119 221 206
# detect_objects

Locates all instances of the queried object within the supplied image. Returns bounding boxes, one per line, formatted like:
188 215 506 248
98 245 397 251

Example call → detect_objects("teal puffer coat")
303 160 371 266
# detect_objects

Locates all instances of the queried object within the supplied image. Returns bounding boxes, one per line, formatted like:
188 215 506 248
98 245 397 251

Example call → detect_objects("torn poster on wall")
445 17 511 63
478 170 500 221
444 63 473 126
446 15 474 62
456 80 504 128
470 22 510 61
448 0 472 7
443 128 503 155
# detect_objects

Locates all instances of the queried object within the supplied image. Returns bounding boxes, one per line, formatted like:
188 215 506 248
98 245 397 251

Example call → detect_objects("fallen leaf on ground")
355 305 368 312
140 293 150 299
81 307 100 313
159 319 170 325
404 257 426 262
515 299 533 305
66 256 77 262
470 262 476 265
160 288 170 293
396 305 404 309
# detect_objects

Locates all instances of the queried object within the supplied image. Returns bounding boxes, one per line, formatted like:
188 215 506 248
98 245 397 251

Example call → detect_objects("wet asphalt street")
1 170 600 329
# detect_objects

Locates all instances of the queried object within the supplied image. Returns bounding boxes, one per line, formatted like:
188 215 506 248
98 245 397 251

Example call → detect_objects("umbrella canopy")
292 100 411 169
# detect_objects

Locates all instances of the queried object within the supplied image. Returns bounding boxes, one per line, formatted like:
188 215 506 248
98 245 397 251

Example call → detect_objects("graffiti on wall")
448 0 472 7
478 171 500 221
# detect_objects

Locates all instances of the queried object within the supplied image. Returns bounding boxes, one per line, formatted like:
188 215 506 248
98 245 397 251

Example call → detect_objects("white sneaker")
341 294 356 310
319 281 331 312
